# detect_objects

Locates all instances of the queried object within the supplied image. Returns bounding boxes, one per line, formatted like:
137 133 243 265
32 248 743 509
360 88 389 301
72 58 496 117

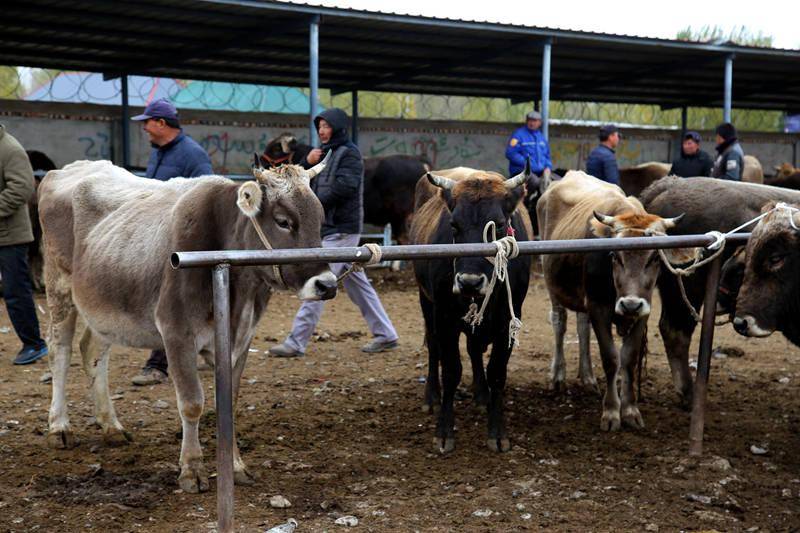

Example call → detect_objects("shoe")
131 367 169 386
13 345 48 365
268 343 304 358
361 338 399 353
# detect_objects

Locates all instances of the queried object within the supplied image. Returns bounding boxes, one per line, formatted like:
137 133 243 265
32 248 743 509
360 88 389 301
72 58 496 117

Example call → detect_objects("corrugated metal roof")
2 0 800 111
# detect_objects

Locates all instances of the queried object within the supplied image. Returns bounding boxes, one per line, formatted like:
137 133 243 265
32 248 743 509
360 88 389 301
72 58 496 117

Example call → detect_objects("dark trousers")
0 243 45 350
145 349 168 374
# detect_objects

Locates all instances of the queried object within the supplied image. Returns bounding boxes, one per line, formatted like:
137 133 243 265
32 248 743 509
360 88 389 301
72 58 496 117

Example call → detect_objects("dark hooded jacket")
671 148 714 177
301 108 363 237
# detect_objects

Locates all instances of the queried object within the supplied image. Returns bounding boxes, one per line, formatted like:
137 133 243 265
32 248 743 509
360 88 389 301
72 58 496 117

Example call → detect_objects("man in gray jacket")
0 124 47 365
712 122 744 181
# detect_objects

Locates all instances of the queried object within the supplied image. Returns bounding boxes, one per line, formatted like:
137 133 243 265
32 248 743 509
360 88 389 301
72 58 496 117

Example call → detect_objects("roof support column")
309 14 320 146
723 54 733 123
541 38 552 141
121 73 130 169
351 90 359 145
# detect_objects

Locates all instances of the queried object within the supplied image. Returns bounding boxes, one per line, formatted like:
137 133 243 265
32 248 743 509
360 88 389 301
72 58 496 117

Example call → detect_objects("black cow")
733 203 800 345
26 150 56 291
410 166 532 454
262 133 429 243
640 177 800 405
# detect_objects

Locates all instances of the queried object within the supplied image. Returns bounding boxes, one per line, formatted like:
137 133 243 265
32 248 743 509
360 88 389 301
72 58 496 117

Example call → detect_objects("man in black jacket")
269 108 399 357
671 131 713 177
712 122 744 181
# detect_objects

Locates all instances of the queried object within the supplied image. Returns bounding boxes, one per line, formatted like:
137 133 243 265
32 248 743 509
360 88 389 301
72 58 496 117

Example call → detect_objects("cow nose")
616 297 647 316
733 316 748 335
454 273 486 295
315 277 338 300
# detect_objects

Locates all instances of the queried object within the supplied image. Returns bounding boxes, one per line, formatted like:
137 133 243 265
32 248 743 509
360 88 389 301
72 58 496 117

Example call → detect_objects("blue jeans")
0 243 45 352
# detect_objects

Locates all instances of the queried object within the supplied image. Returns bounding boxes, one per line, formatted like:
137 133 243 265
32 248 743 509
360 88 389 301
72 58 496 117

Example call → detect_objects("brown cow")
40 158 337 493
538 171 683 430
618 162 671 197
765 163 800 190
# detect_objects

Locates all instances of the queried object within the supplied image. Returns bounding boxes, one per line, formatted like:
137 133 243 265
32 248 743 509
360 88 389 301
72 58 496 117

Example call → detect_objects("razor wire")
0 66 788 132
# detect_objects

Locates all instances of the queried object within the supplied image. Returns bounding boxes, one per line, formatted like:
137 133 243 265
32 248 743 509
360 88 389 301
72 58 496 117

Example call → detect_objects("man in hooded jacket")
711 122 744 181
269 108 399 357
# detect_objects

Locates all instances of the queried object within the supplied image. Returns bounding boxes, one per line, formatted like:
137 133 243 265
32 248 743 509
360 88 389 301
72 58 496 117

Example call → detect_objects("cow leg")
79 327 131 446
619 319 647 429
46 306 78 448
485 333 512 453
434 321 461 454
164 340 208 493
548 303 567 392
466 336 489 411
576 312 598 392
588 307 621 431
419 292 441 414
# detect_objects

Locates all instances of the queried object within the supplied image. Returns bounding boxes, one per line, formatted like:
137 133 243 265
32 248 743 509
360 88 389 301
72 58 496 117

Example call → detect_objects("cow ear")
761 201 778 214
503 183 525 214
441 189 456 211
237 181 263 217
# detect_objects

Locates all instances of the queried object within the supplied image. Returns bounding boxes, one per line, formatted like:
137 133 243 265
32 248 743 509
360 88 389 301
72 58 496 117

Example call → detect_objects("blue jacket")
145 131 212 181
586 145 620 185
505 126 551 175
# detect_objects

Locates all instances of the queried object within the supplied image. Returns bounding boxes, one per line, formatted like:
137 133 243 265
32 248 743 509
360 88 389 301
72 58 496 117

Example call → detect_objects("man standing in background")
585 124 621 184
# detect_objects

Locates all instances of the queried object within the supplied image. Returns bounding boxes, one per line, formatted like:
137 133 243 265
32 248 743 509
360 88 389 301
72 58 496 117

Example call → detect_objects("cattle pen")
172 231 751 532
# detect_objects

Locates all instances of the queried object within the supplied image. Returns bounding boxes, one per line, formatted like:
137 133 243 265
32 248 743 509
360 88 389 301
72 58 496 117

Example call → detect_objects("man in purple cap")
130 98 212 385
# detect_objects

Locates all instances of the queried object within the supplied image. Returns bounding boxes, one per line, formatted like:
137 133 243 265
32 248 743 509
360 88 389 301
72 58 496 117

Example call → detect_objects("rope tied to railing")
462 221 522 348
337 243 384 282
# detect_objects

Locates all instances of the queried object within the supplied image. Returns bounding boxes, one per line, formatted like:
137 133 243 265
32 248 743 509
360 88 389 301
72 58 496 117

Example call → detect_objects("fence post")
541 38 552 141
309 14 320 147
121 74 130 169
213 264 234 533
688 255 723 456
723 54 734 123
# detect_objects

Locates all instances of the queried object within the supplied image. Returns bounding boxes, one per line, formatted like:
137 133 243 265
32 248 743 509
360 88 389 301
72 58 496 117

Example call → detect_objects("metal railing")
172 231 751 532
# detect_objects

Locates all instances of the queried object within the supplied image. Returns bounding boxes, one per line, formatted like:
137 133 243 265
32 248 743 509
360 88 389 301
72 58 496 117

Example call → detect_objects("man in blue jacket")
505 111 552 182
586 124 621 184
129 99 213 385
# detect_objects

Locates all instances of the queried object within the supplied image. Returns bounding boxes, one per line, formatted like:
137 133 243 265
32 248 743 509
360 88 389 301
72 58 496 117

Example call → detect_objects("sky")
286 0 800 49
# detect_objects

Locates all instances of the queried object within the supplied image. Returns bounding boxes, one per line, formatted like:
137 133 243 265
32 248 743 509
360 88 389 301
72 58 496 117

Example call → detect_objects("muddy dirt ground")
0 269 799 532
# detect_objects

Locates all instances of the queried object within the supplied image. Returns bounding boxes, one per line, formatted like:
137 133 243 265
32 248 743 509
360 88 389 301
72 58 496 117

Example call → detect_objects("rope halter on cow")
336 243 384 283
462 220 523 348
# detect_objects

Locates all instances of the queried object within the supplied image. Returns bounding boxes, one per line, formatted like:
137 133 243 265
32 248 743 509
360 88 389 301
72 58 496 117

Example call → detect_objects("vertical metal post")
121 74 130 169
351 90 359 146
309 15 320 147
213 264 234 533
681 106 688 135
688 255 723 456
723 54 733 123
541 38 552 141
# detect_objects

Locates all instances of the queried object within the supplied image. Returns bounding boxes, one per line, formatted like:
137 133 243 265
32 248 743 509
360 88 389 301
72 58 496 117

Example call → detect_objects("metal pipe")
121 74 130 169
541 38 552 141
688 255 723 456
212 264 234 533
681 106 688 135
173 233 751 269
351 90 359 145
723 54 733 123
309 15 320 147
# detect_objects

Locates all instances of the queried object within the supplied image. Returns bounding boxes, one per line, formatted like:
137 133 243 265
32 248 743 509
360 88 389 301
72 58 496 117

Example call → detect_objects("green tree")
677 25 774 47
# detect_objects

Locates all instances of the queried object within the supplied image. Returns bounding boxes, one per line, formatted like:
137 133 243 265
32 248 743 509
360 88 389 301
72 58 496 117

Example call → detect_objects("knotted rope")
462 221 522 348
337 243 384 282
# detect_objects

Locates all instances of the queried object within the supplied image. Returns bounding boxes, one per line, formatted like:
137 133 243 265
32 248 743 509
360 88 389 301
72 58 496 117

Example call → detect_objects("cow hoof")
178 462 209 493
421 402 439 414
600 410 621 432
622 406 645 429
549 379 566 394
580 376 600 395
433 436 455 454
103 428 133 447
486 437 511 453
234 468 256 486
678 392 693 411
47 428 78 449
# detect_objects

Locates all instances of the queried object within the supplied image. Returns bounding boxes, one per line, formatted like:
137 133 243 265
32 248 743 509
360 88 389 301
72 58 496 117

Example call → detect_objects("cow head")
240 152 337 301
733 203 800 342
774 162 798 181
717 247 746 318
261 133 299 168
427 167 527 297
591 211 684 317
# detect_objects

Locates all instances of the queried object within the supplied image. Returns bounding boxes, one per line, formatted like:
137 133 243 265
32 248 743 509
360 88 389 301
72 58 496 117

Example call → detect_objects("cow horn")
661 213 685 229
253 152 263 169
426 172 455 190
593 211 617 227
306 149 332 180
252 152 269 181
280 136 295 155
505 159 531 189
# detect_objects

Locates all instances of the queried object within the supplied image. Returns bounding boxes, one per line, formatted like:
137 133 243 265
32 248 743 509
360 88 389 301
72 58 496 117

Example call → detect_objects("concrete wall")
2 100 798 175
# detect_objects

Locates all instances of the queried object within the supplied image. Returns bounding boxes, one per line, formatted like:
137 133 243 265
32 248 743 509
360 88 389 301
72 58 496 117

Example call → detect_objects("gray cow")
39 158 337 493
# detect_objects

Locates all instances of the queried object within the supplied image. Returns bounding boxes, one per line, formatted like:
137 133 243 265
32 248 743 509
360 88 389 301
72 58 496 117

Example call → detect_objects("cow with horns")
39 155 336 493
538 171 685 430
410 163 532 453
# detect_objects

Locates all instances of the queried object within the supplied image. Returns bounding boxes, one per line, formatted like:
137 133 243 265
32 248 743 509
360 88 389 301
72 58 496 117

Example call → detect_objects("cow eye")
767 253 786 270
275 216 291 230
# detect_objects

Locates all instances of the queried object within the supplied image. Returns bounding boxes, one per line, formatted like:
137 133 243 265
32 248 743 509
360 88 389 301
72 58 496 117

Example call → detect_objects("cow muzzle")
615 296 650 317
453 273 488 296
298 271 337 301
732 315 773 337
